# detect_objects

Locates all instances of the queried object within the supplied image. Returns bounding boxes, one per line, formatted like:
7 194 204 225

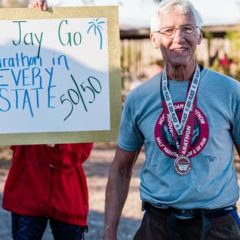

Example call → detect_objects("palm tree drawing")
87 18 105 49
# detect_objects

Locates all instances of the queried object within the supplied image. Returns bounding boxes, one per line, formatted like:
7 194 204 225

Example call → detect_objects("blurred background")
0 0 240 239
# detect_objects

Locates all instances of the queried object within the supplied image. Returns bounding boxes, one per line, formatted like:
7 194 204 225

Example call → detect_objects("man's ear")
150 33 160 49
197 30 203 45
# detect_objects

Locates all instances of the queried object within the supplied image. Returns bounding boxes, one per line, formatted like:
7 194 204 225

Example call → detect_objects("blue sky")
47 0 240 27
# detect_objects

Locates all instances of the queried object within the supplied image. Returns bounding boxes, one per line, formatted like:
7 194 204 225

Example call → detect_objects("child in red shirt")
3 144 93 239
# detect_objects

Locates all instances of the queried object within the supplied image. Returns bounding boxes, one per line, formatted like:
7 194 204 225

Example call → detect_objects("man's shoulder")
202 67 240 87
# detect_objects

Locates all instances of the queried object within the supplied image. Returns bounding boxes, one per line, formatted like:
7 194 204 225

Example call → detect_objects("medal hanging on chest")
161 65 200 175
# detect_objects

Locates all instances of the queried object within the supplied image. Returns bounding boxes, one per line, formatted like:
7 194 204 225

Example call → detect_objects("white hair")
150 0 203 32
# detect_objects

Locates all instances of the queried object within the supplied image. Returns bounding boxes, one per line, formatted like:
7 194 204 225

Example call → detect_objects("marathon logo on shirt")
154 102 209 158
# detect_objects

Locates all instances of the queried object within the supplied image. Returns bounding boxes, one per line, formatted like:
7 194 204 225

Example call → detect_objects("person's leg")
134 211 170 240
205 211 240 240
49 218 86 240
180 210 240 240
12 213 48 240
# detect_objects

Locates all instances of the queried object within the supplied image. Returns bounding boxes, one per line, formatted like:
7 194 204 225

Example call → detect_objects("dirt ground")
0 145 239 240
0 144 144 240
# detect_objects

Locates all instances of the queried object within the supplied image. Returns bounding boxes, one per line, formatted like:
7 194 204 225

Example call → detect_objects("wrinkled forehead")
158 6 196 28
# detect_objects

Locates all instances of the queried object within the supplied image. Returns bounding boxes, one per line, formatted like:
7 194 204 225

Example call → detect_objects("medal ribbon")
178 105 196 156
161 65 200 156
162 98 197 156
162 64 200 135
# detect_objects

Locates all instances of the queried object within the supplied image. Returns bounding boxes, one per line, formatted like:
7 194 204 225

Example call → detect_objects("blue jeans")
12 213 86 240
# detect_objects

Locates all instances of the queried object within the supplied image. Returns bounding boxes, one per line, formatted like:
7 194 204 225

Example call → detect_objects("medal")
174 155 191 175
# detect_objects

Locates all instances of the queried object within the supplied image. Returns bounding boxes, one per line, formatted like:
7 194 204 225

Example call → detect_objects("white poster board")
0 7 121 145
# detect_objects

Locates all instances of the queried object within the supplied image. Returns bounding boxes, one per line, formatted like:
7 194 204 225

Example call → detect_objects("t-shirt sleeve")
118 95 144 151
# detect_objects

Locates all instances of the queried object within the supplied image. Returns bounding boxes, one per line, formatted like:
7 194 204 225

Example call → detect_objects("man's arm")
103 146 140 240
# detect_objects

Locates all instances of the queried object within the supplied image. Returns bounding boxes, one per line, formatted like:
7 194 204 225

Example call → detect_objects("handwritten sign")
0 7 121 145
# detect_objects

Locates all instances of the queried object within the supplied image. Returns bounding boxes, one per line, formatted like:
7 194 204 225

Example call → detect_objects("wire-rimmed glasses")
153 24 200 38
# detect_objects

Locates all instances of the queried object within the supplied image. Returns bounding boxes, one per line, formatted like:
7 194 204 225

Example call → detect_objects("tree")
226 26 240 62
87 18 105 49
226 26 240 79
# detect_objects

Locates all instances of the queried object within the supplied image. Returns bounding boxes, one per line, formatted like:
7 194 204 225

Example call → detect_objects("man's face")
150 8 202 68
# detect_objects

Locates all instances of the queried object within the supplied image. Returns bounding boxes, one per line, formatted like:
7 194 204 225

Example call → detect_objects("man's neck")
166 62 196 81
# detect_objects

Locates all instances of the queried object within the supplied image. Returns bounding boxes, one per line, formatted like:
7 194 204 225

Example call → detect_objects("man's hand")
103 147 140 240
28 0 48 11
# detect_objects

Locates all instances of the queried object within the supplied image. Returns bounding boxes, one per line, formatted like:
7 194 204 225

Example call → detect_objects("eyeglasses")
154 25 199 38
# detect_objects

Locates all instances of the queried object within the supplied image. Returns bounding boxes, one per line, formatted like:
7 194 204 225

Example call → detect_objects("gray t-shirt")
118 67 240 209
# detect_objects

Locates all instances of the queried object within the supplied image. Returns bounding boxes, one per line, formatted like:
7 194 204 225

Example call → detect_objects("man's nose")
172 29 185 42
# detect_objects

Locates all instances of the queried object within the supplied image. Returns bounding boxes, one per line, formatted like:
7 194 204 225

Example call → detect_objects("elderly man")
104 0 240 239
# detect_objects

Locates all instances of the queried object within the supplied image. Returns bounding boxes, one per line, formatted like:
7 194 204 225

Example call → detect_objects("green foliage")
224 25 240 80
226 25 240 61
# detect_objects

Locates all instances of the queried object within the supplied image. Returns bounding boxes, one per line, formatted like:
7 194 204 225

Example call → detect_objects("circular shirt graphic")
154 102 209 158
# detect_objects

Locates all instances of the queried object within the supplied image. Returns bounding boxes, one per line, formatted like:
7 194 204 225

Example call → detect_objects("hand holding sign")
28 0 48 11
